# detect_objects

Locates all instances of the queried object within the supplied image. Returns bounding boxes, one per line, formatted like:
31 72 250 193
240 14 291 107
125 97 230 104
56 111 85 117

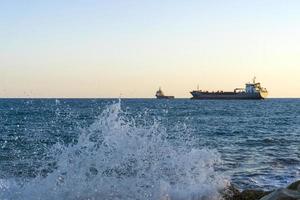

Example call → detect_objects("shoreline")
223 180 300 200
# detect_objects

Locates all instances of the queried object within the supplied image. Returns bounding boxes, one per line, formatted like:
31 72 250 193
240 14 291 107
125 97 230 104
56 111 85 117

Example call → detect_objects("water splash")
1 101 227 200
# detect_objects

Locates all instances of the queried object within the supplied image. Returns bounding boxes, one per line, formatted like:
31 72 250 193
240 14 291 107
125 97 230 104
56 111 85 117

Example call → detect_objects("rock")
259 188 300 200
259 180 300 200
222 180 300 200
287 180 300 191
239 189 271 200
222 185 270 200
222 184 241 200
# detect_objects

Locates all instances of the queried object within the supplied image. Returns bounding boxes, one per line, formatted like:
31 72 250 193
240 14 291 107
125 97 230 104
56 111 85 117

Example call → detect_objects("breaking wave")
0 101 228 200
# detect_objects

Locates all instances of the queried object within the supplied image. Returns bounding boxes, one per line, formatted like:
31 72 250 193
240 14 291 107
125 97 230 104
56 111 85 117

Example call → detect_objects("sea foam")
0 101 227 200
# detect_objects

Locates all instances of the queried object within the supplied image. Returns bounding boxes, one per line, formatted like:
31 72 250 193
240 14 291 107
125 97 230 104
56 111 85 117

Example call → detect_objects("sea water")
0 99 299 199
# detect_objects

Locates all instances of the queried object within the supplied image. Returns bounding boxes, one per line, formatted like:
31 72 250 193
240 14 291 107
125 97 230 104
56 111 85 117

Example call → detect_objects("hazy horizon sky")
1 0 300 98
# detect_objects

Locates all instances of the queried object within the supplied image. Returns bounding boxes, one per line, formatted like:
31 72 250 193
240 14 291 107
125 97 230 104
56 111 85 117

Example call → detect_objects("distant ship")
191 77 268 100
155 87 174 99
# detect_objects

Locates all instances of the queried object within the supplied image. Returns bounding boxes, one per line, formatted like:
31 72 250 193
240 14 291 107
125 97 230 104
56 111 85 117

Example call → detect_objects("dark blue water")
0 99 299 199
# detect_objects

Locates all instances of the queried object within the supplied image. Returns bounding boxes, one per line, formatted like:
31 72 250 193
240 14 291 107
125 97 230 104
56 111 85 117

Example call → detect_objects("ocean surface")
0 98 299 200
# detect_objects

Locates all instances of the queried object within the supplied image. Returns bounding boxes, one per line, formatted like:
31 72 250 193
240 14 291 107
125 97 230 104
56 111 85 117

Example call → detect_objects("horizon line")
0 97 299 99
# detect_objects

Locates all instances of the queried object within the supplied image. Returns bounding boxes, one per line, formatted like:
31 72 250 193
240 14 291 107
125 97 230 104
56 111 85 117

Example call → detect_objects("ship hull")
190 91 267 100
156 96 174 99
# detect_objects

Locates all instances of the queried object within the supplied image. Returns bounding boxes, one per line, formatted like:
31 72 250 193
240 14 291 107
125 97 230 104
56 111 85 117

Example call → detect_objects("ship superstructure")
191 77 268 100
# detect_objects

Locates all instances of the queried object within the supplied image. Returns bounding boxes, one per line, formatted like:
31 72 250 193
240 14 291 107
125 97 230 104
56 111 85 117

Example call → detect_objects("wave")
0 101 228 200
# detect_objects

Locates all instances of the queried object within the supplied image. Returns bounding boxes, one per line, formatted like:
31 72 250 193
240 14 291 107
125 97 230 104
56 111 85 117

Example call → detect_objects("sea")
0 98 299 200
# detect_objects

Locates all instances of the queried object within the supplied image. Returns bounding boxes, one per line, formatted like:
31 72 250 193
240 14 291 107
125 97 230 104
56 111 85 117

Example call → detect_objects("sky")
0 0 299 98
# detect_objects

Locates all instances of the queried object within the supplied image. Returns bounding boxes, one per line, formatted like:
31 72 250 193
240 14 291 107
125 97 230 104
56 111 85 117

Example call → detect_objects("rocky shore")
223 180 300 200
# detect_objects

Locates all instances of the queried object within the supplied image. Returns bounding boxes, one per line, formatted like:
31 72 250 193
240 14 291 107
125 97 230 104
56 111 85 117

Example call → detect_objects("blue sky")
1 0 300 97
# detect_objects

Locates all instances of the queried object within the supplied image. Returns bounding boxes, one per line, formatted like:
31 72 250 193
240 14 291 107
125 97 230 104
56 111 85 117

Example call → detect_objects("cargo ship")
155 87 174 99
191 78 268 100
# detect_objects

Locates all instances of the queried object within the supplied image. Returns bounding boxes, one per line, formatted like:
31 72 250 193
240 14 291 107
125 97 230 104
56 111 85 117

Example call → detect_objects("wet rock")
239 189 271 200
222 180 300 200
222 184 271 200
287 180 300 191
259 188 300 200
260 180 300 200
222 184 241 200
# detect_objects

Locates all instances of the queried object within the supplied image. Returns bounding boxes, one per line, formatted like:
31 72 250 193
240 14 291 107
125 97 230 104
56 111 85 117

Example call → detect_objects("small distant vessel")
155 87 174 99
191 77 268 100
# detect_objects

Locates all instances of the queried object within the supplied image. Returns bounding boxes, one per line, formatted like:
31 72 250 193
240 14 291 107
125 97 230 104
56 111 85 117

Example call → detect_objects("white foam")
0 101 228 200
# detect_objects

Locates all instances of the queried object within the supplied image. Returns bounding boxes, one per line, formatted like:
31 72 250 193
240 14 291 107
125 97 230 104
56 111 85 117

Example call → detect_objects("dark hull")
156 96 174 99
190 91 267 100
